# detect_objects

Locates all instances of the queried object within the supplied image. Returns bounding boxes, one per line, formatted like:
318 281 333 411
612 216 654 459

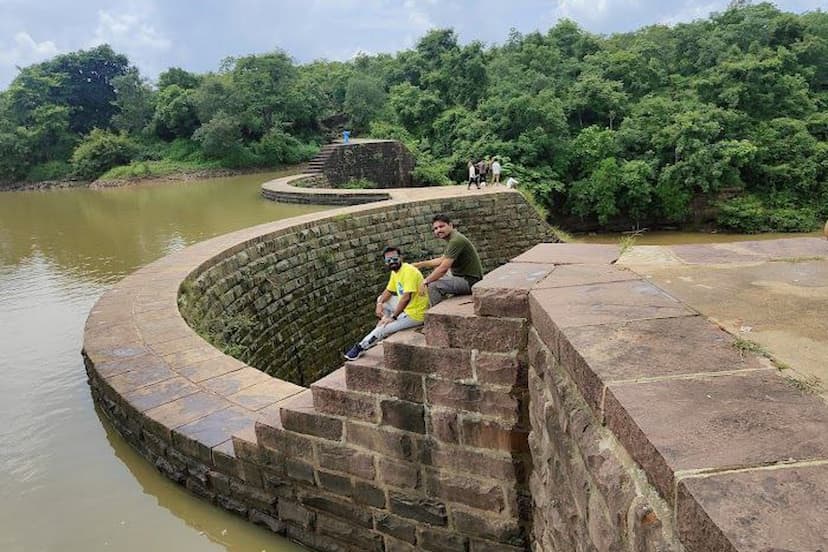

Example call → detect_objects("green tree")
71 129 138 180
152 84 200 140
344 75 386 132
110 68 154 134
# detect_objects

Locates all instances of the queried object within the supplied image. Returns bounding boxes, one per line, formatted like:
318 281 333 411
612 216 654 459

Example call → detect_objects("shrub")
192 112 242 159
71 129 138 180
717 195 819 233
26 160 73 182
255 128 318 165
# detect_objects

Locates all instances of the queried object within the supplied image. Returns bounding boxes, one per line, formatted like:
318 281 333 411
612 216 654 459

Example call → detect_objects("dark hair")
382 245 402 257
431 214 452 224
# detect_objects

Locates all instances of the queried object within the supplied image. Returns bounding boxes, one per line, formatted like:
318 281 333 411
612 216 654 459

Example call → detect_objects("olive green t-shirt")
444 230 483 281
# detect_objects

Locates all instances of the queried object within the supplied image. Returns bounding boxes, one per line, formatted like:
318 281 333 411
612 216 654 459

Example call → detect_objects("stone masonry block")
380 398 426 434
388 490 448 526
345 363 425 403
461 418 530 454
316 441 376 480
425 299 527 353
382 331 473 381
345 421 416 461
423 467 506 513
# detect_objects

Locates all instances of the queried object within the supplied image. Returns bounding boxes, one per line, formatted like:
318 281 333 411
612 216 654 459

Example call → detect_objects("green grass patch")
99 159 224 180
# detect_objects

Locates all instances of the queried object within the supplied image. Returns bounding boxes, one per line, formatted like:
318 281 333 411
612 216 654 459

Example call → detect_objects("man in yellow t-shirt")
344 245 429 361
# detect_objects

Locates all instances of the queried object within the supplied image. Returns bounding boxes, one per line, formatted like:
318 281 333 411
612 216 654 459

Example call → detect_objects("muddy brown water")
0 171 324 552
1 177 820 552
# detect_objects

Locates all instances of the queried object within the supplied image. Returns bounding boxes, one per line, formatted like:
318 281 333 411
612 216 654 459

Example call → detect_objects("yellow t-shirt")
386 262 429 322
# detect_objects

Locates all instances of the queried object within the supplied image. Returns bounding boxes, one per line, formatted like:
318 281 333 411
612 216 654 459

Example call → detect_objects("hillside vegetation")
1 3 826 231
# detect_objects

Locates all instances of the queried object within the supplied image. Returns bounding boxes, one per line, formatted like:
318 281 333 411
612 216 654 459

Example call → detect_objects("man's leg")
358 314 421 349
427 274 471 307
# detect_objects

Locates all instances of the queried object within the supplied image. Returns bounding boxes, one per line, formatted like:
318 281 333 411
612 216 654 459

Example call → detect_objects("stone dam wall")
82 188 828 551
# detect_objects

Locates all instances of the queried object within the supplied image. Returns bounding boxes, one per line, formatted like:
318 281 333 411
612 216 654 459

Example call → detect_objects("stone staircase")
237 285 536 550
305 143 340 175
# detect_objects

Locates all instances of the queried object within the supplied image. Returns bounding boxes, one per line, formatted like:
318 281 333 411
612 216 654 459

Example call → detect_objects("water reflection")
0 170 324 551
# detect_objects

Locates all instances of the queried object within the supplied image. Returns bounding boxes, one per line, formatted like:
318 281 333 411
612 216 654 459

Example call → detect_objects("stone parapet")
83 188 555 551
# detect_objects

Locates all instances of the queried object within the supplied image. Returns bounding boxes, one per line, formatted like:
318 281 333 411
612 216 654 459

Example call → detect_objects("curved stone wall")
180 192 551 386
83 189 556 551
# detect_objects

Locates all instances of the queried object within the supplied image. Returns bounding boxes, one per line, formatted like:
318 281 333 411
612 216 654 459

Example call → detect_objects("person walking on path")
344 246 429 361
414 214 483 307
467 161 479 190
491 158 502 185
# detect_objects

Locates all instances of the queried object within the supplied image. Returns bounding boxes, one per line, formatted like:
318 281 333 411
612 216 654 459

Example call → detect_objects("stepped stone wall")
180 193 553 386
302 140 416 189
83 183 827 552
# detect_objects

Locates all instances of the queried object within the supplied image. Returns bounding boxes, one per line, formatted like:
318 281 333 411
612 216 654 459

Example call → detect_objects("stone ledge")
520 240 828 551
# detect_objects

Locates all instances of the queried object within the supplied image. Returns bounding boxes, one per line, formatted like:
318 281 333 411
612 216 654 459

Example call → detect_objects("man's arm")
380 292 412 325
418 257 454 296
375 289 393 318
412 257 443 270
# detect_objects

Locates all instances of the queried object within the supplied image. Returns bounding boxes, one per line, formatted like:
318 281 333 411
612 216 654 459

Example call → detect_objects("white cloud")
0 31 60 67
88 9 171 51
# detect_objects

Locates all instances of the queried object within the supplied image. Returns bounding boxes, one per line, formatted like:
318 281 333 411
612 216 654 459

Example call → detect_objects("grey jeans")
427 273 474 307
358 296 422 349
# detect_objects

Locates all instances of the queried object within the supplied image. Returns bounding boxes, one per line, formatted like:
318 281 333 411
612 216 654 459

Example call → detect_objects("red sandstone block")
378 457 420 489
419 441 526 484
475 351 527 388
254 413 314 459
388 490 447 526
451 507 527 547
374 512 416 543
423 467 506 513
424 299 527 353
417 526 469 552
472 262 556 319
425 378 526 424
345 363 425 403
172 406 258 465
461 418 530 454
345 421 416 461
142 391 231 441
427 409 460 444
380 398 426 434
382 331 472 380
279 390 343 441
311 368 378 423
316 441 376 480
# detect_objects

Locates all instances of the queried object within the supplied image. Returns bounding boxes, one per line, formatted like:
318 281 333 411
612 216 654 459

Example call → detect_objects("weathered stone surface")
475 351 527 388
605 370 828 501
345 363 425 403
200 366 271 395
529 280 692 335
317 441 376 480
417 526 468 552
172 406 257 463
388 490 447 526
461 418 529 453
535 263 639 288
345 421 415 460
452 508 526 546
107 362 177 394
425 298 527 353
560 315 772 413
280 391 344 441
677 464 828 552
122 376 200 412
380 398 426 433
143 391 230 439
426 378 525 423
512 243 619 265
473 262 556 318
423 467 505 512
374 512 416 543
312 369 378 422
382 331 473 380
227 378 303 410
315 512 385 551
378 457 420 489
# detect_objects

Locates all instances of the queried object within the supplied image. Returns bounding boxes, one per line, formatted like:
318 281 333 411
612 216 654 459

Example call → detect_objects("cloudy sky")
0 0 824 89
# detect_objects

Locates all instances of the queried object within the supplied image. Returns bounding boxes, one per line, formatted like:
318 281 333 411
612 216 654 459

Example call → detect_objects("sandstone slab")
512 243 619 265
605 370 828 501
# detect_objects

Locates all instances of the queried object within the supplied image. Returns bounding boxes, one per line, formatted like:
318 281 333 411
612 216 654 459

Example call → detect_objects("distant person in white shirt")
467 161 479 190
491 158 502 185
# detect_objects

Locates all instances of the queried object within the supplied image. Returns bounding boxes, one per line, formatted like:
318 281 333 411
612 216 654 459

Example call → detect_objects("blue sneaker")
343 344 364 361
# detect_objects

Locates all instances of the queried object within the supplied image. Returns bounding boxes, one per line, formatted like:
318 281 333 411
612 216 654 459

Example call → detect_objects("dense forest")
1 2 827 232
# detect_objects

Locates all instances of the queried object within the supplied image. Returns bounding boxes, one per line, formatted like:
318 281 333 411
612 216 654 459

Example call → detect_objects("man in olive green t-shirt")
413 214 483 307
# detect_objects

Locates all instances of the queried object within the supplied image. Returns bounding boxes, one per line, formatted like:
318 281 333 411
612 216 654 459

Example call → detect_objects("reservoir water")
0 171 325 552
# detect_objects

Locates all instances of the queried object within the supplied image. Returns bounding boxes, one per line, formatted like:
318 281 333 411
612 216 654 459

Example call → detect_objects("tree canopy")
1 3 826 232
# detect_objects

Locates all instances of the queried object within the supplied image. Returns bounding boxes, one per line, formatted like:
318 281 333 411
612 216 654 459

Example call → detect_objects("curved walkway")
260 172 511 205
